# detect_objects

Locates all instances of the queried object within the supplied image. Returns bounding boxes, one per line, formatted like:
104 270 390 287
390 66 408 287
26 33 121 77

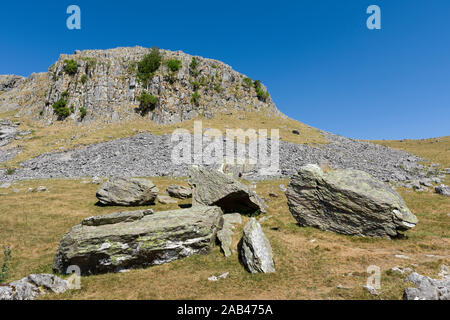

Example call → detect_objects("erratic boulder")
96 177 158 206
53 206 223 275
286 164 418 238
239 218 275 273
403 272 450 300
166 184 192 199
0 274 68 300
189 166 266 215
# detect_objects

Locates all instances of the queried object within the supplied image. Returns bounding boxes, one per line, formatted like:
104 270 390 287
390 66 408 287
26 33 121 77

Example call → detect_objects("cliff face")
0 46 280 125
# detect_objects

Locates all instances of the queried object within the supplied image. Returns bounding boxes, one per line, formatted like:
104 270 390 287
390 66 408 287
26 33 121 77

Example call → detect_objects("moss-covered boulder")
53 206 223 275
286 164 418 238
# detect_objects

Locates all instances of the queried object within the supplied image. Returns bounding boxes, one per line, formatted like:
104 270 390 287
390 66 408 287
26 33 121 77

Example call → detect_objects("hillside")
0 47 448 301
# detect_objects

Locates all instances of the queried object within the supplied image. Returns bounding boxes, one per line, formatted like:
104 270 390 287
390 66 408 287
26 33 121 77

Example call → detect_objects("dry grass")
0 176 448 300
0 115 448 300
370 136 450 168
0 110 327 168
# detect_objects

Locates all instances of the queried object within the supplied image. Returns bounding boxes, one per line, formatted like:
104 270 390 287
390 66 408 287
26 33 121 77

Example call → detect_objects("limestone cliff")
0 46 280 125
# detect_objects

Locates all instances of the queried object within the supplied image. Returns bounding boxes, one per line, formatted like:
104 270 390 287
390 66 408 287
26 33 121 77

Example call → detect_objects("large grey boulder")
403 272 450 300
96 177 158 206
286 164 418 238
0 274 68 300
239 218 275 273
166 184 192 199
53 206 223 275
189 166 266 215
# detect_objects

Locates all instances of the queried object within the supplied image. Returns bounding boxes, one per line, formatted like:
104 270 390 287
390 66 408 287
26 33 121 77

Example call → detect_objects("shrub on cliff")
64 59 78 75
137 91 158 115
80 107 87 119
52 99 71 119
242 77 253 89
137 47 162 88
166 59 182 72
191 91 201 105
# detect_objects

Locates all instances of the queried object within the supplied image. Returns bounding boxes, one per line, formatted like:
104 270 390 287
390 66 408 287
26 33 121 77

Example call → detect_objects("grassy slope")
370 136 450 168
0 175 448 300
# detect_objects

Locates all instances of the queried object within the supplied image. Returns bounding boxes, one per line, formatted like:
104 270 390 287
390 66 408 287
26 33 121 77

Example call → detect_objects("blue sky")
1 0 449 139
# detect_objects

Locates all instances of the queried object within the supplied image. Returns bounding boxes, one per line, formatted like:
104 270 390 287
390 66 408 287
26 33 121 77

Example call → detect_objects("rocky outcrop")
189 166 266 214
217 213 242 257
0 47 279 125
286 164 418 238
403 272 450 300
239 218 275 273
166 184 192 199
53 206 223 275
0 119 31 147
0 274 68 300
0 72 48 115
0 75 25 92
96 177 158 206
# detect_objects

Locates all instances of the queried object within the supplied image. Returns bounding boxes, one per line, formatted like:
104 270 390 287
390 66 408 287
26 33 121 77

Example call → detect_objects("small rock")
36 186 47 192
268 193 279 198
435 185 450 197
363 285 380 296
166 184 192 199
438 265 449 279
157 195 178 204
391 266 413 275
258 215 272 223
0 274 68 300
395 254 411 260
91 176 103 185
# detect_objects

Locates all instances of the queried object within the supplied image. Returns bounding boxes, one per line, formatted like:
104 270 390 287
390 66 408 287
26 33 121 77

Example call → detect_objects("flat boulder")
96 177 158 206
239 218 275 273
286 164 418 238
53 206 223 275
189 166 266 215
166 184 192 199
